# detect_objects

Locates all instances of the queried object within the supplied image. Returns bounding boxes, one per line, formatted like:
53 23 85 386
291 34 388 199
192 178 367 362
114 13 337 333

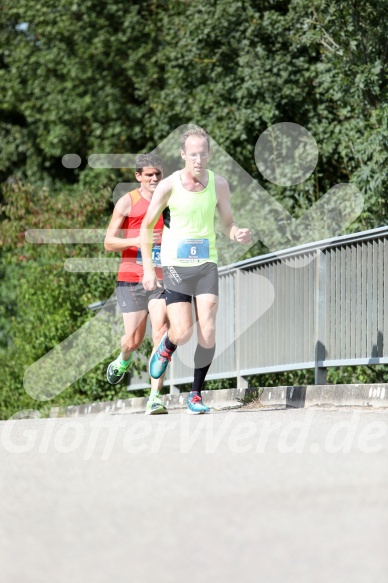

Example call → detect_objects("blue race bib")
177 239 209 262
136 245 161 266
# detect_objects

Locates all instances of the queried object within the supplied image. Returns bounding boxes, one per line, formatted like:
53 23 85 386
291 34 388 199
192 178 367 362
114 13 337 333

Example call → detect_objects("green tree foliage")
0 0 166 186
0 0 387 417
0 181 148 418
141 0 387 234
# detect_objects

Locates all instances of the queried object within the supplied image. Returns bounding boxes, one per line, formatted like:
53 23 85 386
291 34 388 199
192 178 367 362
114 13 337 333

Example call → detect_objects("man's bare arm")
215 175 252 244
141 175 173 289
104 195 134 252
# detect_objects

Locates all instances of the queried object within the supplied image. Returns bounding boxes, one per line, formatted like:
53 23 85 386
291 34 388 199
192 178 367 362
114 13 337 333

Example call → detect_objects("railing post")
235 269 248 389
315 249 327 384
169 353 180 395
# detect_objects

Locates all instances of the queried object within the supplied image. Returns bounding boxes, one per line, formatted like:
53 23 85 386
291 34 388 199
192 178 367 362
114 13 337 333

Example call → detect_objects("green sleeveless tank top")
161 170 218 267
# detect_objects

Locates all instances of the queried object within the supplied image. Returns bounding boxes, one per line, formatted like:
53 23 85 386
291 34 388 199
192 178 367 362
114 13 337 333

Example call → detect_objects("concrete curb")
49 384 388 418
259 384 388 408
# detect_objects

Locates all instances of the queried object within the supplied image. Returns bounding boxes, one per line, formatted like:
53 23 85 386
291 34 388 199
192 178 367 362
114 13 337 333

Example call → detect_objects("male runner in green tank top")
141 128 251 414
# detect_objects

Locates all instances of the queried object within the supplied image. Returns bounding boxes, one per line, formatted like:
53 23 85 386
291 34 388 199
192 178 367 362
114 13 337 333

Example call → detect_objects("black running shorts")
162 262 219 305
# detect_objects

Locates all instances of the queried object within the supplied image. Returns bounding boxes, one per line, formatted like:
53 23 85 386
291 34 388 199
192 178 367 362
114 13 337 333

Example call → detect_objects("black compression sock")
165 335 177 352
192 344 216 395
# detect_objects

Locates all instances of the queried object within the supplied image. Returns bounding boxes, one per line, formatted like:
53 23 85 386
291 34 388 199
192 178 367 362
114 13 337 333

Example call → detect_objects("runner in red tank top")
104 153 168 415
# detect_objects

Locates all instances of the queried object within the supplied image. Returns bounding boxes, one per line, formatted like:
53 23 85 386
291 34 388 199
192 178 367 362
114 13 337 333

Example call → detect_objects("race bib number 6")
177 239 209 262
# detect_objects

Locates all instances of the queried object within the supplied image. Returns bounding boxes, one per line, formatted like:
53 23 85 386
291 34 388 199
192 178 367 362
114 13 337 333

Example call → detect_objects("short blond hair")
181 128 210 151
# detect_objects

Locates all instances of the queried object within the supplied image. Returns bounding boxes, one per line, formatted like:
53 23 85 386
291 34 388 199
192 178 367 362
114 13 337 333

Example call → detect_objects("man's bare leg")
146 298 169 414
107 310 148 385
185 294 218 413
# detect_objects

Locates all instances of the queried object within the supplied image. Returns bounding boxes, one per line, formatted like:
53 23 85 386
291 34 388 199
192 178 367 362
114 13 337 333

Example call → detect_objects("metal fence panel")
127 227 388 391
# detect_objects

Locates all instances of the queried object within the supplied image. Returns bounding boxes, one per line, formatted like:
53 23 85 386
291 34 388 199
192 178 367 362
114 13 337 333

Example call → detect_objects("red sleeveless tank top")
117 189 164 282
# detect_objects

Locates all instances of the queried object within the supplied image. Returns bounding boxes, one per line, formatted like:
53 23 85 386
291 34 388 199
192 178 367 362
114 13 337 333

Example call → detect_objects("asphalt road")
1 406 387 583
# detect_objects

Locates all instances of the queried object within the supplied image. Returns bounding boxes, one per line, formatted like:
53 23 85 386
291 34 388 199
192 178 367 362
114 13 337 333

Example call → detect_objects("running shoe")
187 391 210 414
145 394 168 415
106 357 131 385
149 332 173 379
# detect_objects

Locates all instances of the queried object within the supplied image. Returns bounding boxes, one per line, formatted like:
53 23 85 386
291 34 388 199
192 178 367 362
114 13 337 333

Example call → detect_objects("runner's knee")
170 323 193 345
198 324 216 347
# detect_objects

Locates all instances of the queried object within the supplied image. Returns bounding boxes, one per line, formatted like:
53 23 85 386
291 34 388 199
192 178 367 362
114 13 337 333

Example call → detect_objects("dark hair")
136 153 162 173
181 128 210 151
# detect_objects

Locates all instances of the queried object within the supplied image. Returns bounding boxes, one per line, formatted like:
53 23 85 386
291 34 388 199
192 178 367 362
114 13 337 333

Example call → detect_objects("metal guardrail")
128 226 388 391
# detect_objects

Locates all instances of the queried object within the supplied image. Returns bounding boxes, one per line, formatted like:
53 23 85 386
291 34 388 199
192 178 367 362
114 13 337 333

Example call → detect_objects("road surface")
1 406 387 583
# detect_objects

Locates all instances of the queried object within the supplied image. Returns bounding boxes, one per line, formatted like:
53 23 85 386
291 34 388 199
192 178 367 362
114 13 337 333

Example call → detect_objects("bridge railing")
128 226 388 391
